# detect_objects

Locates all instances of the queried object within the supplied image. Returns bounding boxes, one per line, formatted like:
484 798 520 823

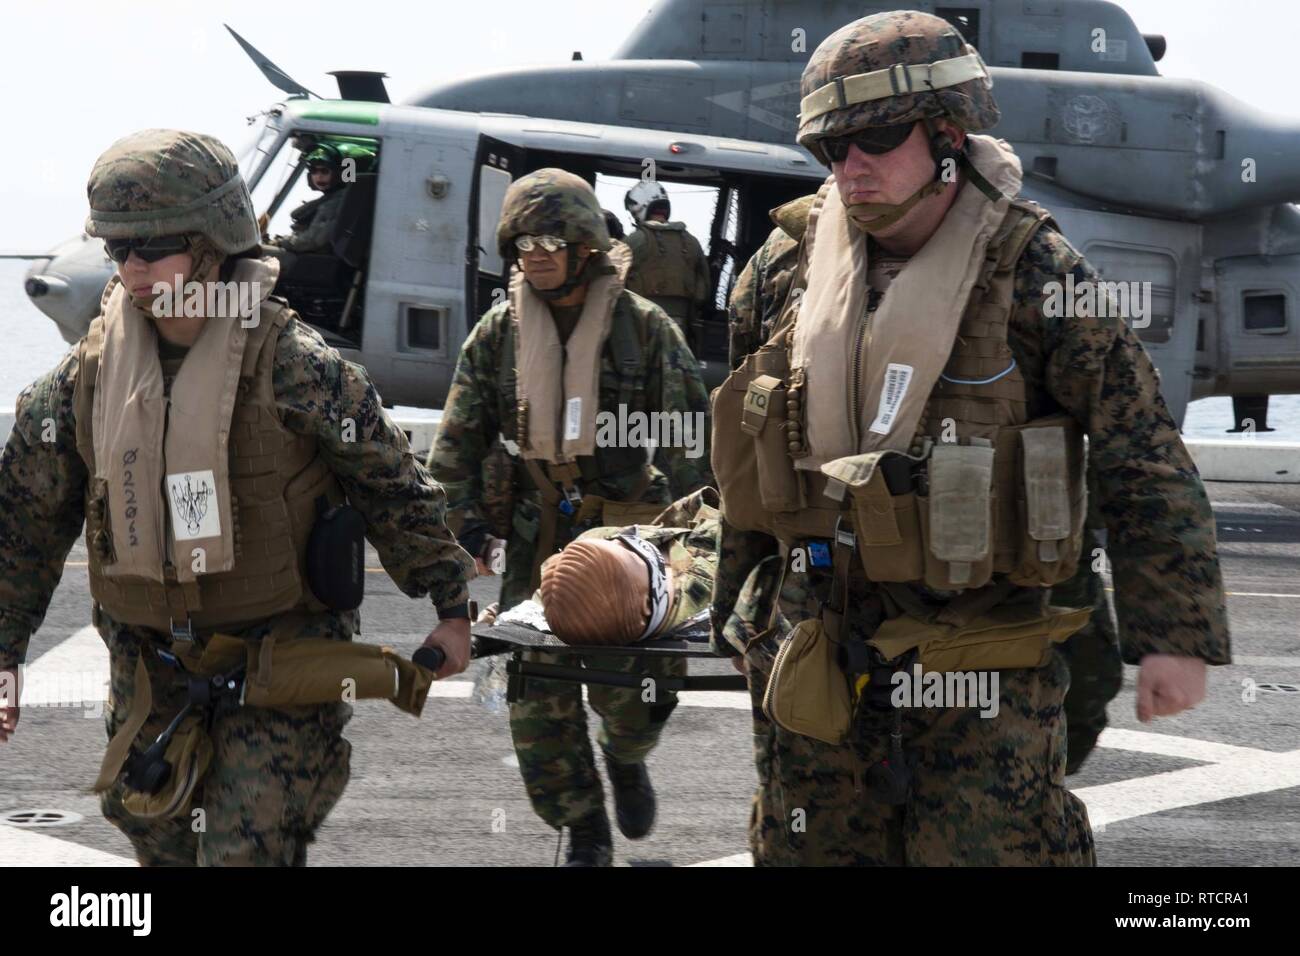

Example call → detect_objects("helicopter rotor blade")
224 24 319 100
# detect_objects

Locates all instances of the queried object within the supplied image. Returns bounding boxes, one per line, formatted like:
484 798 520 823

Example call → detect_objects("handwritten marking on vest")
121 449 140 547
166 470 218 541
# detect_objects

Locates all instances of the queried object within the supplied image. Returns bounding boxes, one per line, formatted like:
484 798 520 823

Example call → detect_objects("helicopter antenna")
224 24 320 100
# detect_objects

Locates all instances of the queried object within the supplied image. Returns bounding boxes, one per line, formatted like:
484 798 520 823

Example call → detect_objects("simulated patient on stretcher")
483 490 720 647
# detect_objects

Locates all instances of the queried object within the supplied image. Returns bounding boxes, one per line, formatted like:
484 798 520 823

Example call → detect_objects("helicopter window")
1243 293 1288 334
936 8 981 50
404 304 446 351
478 165 513 277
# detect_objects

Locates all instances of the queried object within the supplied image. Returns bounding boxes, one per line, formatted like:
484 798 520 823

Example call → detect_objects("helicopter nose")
24 273 69 298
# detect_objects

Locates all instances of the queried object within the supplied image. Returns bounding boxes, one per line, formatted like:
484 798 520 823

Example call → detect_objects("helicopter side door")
1047 207 1201 426
358 122 476 408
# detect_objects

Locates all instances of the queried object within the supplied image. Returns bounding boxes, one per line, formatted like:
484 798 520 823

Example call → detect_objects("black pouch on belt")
306 496 366 611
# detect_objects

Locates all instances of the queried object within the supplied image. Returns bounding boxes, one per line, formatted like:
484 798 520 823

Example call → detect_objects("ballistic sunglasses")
819 123 917 163
104 234 192 264
515 235 568 254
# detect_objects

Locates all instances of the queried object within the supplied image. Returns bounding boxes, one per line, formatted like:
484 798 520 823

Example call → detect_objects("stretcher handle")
412 646 447 673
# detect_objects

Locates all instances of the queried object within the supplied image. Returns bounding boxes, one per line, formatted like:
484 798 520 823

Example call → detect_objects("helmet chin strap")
846 117 1001 233
529 246 593 301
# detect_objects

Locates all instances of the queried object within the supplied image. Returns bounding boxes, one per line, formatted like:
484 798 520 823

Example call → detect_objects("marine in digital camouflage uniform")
0 130 474 866
427 168 712 864
710 11 1230 866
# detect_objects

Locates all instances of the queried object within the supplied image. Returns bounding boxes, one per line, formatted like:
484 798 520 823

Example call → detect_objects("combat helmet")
85 129 259 254
797 10 999 167
496 168 611 261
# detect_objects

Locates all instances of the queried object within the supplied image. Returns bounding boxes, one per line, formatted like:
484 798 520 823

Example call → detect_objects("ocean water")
2 260 1298 438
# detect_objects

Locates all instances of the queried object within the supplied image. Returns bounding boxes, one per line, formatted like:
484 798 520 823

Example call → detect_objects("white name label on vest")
564 397 583 441
167 470 220 541
869 364 913 436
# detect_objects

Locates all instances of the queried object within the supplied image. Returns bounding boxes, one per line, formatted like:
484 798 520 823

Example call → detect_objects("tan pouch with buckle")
761 618 853 745
119 713 213 820
869 603 1092 672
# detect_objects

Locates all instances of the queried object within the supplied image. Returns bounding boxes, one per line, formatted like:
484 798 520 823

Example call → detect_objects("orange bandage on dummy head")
539 533 671 645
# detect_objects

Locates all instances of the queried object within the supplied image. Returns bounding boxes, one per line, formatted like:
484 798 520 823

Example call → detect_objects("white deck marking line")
18 626 108 707
0 824 135 866
1076 746 1300 829
688 731 1297 867
1094 728 1264 763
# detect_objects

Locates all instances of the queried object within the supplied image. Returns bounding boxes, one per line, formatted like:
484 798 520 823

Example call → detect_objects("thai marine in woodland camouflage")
429 168 712 858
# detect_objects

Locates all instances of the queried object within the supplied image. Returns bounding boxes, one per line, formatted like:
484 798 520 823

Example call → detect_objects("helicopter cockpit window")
253 132 383 346
477 165 513 277
237 110 284 188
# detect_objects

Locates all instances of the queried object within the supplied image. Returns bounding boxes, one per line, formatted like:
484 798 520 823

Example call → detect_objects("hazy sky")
2 0 1298 250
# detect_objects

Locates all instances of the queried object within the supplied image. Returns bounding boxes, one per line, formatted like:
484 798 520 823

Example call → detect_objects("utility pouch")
822 452 925 583
920 442 995 590
742 374 804 512
120 714 213 820
762 618 853 746
205 633 433 717
712 346 789 532
1004 415 1086 587
869 603 1092 673
306 497 365 611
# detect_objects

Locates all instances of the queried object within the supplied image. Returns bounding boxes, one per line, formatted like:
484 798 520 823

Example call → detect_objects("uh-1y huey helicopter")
17 0 1300 428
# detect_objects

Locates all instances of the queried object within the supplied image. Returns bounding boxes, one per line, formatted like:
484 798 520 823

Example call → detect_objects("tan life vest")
712 185 1087 594
74 285 344 634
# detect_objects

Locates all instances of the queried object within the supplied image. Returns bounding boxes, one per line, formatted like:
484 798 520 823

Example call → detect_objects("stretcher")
467 610 747 702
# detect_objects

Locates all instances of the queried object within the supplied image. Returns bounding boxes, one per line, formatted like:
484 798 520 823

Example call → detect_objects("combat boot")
604 754 656 839
563 812 613 867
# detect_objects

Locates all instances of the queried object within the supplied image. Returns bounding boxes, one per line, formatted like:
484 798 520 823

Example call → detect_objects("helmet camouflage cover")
496 168 612 260
85 129 259 253
797 10 1000 165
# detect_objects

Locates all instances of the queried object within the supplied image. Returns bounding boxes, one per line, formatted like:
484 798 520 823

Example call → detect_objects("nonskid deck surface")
3 480 1298 866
